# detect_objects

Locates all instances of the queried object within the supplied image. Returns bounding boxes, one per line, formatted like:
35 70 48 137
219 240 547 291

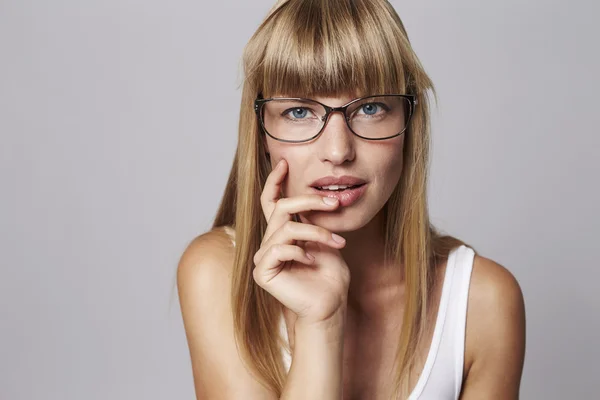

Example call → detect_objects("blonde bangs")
245 0 414 99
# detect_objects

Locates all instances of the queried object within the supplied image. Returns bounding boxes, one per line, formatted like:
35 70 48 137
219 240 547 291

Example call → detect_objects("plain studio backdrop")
1 0 598 399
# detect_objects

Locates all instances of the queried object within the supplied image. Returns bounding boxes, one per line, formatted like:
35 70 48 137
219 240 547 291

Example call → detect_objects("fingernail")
306 253 315 262
332 233 345 243
323 197 338 205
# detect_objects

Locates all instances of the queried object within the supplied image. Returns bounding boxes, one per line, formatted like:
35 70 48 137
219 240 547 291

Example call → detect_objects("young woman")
177 0 526 399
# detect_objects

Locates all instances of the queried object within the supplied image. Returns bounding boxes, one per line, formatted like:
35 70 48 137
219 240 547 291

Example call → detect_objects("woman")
177 0 526 399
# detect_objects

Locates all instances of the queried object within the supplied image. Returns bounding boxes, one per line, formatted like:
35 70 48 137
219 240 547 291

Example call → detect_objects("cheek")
388 149 405 182
375 159 403 201
266 145 306 197
370 140 405 191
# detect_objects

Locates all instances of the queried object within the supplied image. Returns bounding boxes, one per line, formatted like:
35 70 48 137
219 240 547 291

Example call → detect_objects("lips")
309 175 367 188
310 185 367 207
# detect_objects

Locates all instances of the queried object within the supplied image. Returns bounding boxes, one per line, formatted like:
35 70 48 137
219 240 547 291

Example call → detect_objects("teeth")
319 185 352 191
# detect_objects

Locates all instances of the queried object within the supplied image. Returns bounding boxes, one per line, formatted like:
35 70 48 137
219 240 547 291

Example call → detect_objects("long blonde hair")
211 0 472 397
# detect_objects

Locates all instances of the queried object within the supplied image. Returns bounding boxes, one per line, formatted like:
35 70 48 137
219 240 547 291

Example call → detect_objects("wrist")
295 307 347 337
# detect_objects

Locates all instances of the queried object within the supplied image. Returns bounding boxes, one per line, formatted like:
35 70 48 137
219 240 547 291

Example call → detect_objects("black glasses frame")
254 94 417 143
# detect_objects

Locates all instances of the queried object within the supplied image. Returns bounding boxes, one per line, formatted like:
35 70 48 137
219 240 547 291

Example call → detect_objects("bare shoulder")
468 253 525 317
177 226 277 399
177 227 236 319
461 253 526 399
177 226 235 280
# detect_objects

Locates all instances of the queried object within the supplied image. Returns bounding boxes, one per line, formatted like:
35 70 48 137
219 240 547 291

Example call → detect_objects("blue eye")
291 108 308 119
282 107 318 122
360 103 380 115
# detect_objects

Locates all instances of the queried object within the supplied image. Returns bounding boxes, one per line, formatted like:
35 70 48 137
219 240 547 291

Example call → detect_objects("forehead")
272 91 368 106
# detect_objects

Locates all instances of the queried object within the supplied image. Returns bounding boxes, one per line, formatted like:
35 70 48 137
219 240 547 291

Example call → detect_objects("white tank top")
222 227 475 399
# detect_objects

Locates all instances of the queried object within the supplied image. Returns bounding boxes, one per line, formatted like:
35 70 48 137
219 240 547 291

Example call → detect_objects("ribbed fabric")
222 228 475 399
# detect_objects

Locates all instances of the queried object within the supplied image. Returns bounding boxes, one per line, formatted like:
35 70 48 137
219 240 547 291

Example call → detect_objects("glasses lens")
261 99 326 142
260 95 412 142
346 96 411 139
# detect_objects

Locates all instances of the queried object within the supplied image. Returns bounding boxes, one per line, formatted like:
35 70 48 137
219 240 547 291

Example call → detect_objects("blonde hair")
211 0 472 397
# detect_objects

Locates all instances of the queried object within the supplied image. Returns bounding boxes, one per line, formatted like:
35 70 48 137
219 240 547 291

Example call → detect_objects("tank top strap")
409 244 475 399
449 245 475 391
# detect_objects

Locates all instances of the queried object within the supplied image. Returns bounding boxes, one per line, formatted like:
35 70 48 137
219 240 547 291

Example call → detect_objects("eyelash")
282 103 389 120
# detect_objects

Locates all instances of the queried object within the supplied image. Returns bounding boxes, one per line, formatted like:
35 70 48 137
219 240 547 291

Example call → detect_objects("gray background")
1 0 598 399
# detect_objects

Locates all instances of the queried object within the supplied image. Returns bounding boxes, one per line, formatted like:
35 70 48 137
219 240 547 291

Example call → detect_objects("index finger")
260 159 288 221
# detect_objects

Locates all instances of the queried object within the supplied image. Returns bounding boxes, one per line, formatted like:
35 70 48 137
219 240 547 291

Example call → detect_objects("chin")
299 208 371 233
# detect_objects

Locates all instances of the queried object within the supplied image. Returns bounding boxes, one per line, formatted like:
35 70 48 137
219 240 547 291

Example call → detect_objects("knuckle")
253 251 261 265
318 226 333 240
269 244 284 257
274 197 288 211
259 190 268 204
252 267 262 284
283 220 296 233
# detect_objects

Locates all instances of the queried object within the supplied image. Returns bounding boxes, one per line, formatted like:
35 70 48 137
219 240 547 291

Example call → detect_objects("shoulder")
468 253 525 316
177 227 275 398
467 253 525 334
176 227 237 351
461 252 526 398
181 225 235 261
177 226 235 286
176 226 236 334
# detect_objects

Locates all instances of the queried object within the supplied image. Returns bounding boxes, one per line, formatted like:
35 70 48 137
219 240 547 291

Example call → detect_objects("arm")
177 230 279 399
460 255 526 399
177 229 346 399
281 310 346 400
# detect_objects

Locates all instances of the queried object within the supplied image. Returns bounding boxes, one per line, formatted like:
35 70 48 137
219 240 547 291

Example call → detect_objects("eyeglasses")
254 94 417 143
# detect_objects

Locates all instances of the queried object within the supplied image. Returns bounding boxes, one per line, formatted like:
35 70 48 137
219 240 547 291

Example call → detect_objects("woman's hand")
253 159 351 326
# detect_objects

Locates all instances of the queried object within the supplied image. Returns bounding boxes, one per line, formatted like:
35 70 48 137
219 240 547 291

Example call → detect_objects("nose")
317 111 356 165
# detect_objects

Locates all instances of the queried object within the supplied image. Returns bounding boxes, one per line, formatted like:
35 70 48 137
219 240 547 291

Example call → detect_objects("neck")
338 209 404 316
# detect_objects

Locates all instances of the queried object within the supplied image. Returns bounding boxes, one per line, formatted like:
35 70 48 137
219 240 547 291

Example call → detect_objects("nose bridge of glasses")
323 105 351 123
318 106 355 143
